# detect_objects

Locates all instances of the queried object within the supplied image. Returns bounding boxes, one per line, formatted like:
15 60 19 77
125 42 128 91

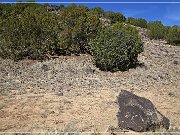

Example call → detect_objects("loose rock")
117 90 170 132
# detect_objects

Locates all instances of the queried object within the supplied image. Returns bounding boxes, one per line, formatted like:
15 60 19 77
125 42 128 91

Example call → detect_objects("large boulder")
117 90 170 132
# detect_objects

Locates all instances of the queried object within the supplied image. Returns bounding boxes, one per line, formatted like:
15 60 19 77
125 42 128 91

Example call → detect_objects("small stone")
84 68 95 75
56 92 64 96
168 92 176 97
41 64 49 72
173 60 178 65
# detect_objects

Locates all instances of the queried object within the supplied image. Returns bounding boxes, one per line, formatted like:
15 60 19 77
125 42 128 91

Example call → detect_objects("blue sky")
1 0 180 26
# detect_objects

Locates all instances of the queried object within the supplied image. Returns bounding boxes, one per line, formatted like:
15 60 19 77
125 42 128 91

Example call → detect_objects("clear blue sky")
1 0 180 26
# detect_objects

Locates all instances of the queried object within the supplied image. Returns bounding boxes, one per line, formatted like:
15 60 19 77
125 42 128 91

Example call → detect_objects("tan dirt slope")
0 28 180 134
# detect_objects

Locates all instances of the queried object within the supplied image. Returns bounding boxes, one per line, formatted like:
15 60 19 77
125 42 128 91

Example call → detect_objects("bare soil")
0 35 180 134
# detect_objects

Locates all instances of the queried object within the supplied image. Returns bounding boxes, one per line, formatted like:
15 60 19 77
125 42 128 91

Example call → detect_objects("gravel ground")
0 28 180 134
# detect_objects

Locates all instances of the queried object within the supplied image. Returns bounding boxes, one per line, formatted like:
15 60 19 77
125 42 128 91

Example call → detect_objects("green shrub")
105 11 126 23
88 25 143 71
113 22 140 39
0 4 59 60
89 7 104 17
147 21 180 46
165 25 180 46
0 3 102 60
126 17 147 28
147 21 166 40
57 4 102 54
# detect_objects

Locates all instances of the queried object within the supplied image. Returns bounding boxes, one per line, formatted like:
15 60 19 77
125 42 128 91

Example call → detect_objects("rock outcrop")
117 90 170 132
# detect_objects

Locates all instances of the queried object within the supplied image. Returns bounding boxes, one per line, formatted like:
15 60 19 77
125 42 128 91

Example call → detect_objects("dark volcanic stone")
41 64 49 72
173 60 178 65
117 90 170 132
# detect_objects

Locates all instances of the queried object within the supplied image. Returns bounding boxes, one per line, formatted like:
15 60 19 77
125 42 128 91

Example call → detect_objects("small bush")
147 21 180 46
105 11 126 23
88 25 143 71
165 25 180 46
147 21 166 40
89 7 104 17
126 17 147 28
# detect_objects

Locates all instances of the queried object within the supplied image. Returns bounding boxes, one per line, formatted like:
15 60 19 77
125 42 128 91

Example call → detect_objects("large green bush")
57 4 102 54
0 4 59 60
88 25 143 71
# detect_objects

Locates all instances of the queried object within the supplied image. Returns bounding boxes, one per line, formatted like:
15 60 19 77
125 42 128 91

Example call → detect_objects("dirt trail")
0 31 180 134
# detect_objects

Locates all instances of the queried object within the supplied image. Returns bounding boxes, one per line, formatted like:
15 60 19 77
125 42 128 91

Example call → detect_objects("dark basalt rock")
41 64 49 72
117 90 170 132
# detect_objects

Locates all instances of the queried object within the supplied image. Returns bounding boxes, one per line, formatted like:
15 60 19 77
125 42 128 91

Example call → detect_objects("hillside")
0 27 180 134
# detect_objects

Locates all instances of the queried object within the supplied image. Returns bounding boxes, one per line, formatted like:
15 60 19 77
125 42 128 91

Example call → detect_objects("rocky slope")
0 28 180 134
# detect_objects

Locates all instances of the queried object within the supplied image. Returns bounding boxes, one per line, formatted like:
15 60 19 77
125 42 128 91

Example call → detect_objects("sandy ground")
0 35 180 134
0 88 180 134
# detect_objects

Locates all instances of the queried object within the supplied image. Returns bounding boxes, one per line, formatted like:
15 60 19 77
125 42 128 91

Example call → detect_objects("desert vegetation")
126 17 148 28
0 3 143 71
0 3 102 60
0 3 179 68
147 21 180 45
0 2 180 134
88 24 143 71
